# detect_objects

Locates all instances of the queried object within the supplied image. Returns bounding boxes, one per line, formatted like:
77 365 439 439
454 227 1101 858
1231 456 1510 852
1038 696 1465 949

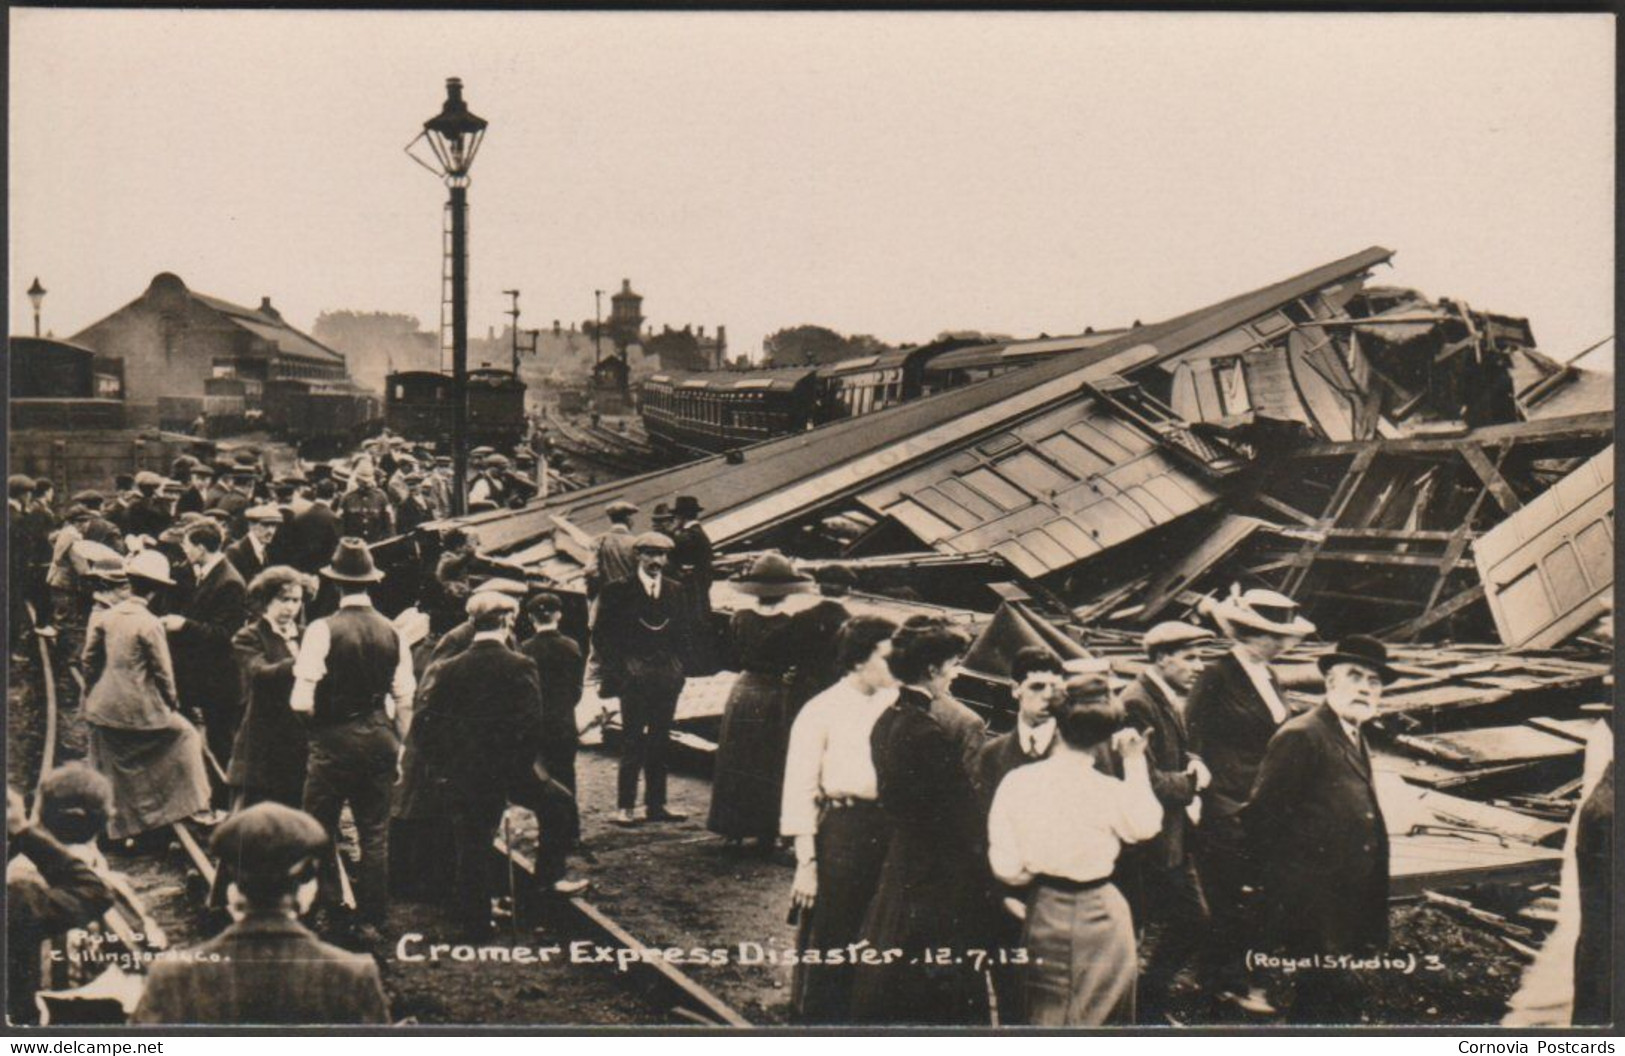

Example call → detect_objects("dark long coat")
408 639 546 811
517 629 584 786
850 687 991 1025
1241 704 1389 953
1186 652 1289 829
169 556 247 766
708 609 797 840
284 501 341 576
132 913 388 1024
224 536 266 585
1120 672 1200 870
226 618 307 804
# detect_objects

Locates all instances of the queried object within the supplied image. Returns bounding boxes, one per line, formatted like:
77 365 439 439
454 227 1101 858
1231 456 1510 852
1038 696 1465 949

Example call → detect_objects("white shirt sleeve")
289 619 332 713
1111 755 1166 844
986 778 1033 887
779 700 828 838
390 631 417 714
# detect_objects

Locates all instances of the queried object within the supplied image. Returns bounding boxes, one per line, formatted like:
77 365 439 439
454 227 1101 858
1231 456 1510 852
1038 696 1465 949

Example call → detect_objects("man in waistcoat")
291 538 416 941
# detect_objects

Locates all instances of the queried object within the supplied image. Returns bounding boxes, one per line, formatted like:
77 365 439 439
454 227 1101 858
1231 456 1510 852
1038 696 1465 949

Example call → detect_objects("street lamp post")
594 289 604 366
27 278 46 338
407 77 488 517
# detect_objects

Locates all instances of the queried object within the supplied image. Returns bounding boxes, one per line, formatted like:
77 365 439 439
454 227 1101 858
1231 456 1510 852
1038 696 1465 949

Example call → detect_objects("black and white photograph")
4 8 1616 1033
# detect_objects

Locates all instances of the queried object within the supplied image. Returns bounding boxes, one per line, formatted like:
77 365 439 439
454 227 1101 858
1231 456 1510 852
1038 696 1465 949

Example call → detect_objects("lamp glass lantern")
405 77 488 186
27 277 46 336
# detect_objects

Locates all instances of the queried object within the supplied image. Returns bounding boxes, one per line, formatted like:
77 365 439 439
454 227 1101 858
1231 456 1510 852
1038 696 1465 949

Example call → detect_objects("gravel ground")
9 652 1538 1028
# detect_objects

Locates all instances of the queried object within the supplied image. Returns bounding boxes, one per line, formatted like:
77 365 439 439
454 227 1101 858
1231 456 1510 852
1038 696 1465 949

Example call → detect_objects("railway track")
10 611 746 1027
543 408 677 481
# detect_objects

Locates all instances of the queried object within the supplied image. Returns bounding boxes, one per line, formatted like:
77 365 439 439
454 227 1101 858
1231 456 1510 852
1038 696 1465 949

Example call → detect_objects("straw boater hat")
76 541 127 584
1317 634 1397 685
733 553 815 599
1203 587 1316 638
124 548 175 587
321 538 384 583
245 504 284 524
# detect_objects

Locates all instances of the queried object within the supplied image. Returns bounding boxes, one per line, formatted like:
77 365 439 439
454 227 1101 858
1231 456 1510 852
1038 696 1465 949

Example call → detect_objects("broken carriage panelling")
1168 310 1379 442
1473 445 1613 649
856 396 1221 579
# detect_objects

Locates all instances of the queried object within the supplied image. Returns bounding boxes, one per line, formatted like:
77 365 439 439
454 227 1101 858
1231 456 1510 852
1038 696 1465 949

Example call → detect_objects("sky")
9 11 1615 370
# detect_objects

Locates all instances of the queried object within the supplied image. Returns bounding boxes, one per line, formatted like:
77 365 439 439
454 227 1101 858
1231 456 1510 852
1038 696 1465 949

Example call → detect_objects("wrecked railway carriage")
401 245 1610 648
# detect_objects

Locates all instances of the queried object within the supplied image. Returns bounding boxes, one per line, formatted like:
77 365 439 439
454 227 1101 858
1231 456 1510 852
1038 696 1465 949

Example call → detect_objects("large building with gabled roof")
70 271 354 427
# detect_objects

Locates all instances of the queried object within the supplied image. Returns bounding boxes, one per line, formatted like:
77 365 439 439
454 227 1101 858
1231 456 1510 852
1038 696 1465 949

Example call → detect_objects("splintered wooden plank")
1526 716 1601 744
1397 725 1583 768
1389 835 1561 899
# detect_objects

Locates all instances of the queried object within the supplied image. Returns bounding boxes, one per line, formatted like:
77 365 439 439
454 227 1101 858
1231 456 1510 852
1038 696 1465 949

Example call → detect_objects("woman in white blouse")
778 615 899 1024
987 672 1162 1025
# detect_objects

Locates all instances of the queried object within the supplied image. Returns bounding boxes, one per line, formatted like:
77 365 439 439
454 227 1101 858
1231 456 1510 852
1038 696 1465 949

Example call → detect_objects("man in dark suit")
162 520 248 777
225 504 283 583
668 495 715 674
592 532 694 826
285 480 342 576
412 593 585 938
175 463 214 517
131 803 389 1024
519 591 586 793
1186 588 1314 1016
1243 635 1392 1024
969 646 1063 1024
1120 621 1214 1023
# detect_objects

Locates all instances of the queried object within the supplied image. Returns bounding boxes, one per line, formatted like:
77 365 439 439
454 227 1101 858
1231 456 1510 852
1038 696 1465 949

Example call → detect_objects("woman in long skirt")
986 673 1162 1025
707 554 813 845
227 566 318 808
780 615 899 1023
849 620 992 1025
83 550 211 841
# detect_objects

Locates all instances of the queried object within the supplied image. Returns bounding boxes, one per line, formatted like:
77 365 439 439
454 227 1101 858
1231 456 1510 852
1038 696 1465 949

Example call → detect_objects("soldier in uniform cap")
290 539 416 940
132 803 389 1024
592 532 695 826
1119 620 1215 1022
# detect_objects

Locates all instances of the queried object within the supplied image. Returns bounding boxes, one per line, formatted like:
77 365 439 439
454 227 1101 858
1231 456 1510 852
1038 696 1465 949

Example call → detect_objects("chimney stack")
258 297 281 320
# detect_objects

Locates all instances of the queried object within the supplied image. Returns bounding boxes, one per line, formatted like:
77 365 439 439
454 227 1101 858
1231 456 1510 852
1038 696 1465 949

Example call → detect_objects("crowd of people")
737 587 1406 1026
4 445 1607 1028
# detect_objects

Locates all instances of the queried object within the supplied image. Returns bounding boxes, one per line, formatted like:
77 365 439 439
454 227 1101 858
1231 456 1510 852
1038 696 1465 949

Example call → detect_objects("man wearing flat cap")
592 531 695 826
1120 621 1214 1023
132 803 389 1024
1243 635 1392 1024
225 505 284 583
587 500 640 599
1186 587 1314 1015
175 462 214 517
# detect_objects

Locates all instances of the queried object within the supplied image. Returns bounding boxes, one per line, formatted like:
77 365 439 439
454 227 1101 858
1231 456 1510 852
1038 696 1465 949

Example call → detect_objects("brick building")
71 272 352 427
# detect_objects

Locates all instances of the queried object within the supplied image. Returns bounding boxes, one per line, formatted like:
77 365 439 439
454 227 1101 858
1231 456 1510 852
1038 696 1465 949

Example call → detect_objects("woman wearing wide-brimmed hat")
1187 585 1316 1016
706 553 815 846
83 549 212 842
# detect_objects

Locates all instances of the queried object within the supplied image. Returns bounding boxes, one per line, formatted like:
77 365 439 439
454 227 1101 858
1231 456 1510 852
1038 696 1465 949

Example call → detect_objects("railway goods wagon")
9 337 125 430
385 367 528 451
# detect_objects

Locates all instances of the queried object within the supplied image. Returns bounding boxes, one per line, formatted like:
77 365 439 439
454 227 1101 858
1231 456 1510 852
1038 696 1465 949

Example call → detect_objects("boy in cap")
131 803 389 1024
1243 635 1393 1024
1120 621 1214 1023
592 532 695 825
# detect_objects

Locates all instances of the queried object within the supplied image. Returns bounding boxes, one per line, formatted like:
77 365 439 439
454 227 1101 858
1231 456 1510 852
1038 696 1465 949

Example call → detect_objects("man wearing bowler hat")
1243 634 1393 1023
593 532 695 826
668 495 716 674
132 803 389 1024
290 539 416 941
